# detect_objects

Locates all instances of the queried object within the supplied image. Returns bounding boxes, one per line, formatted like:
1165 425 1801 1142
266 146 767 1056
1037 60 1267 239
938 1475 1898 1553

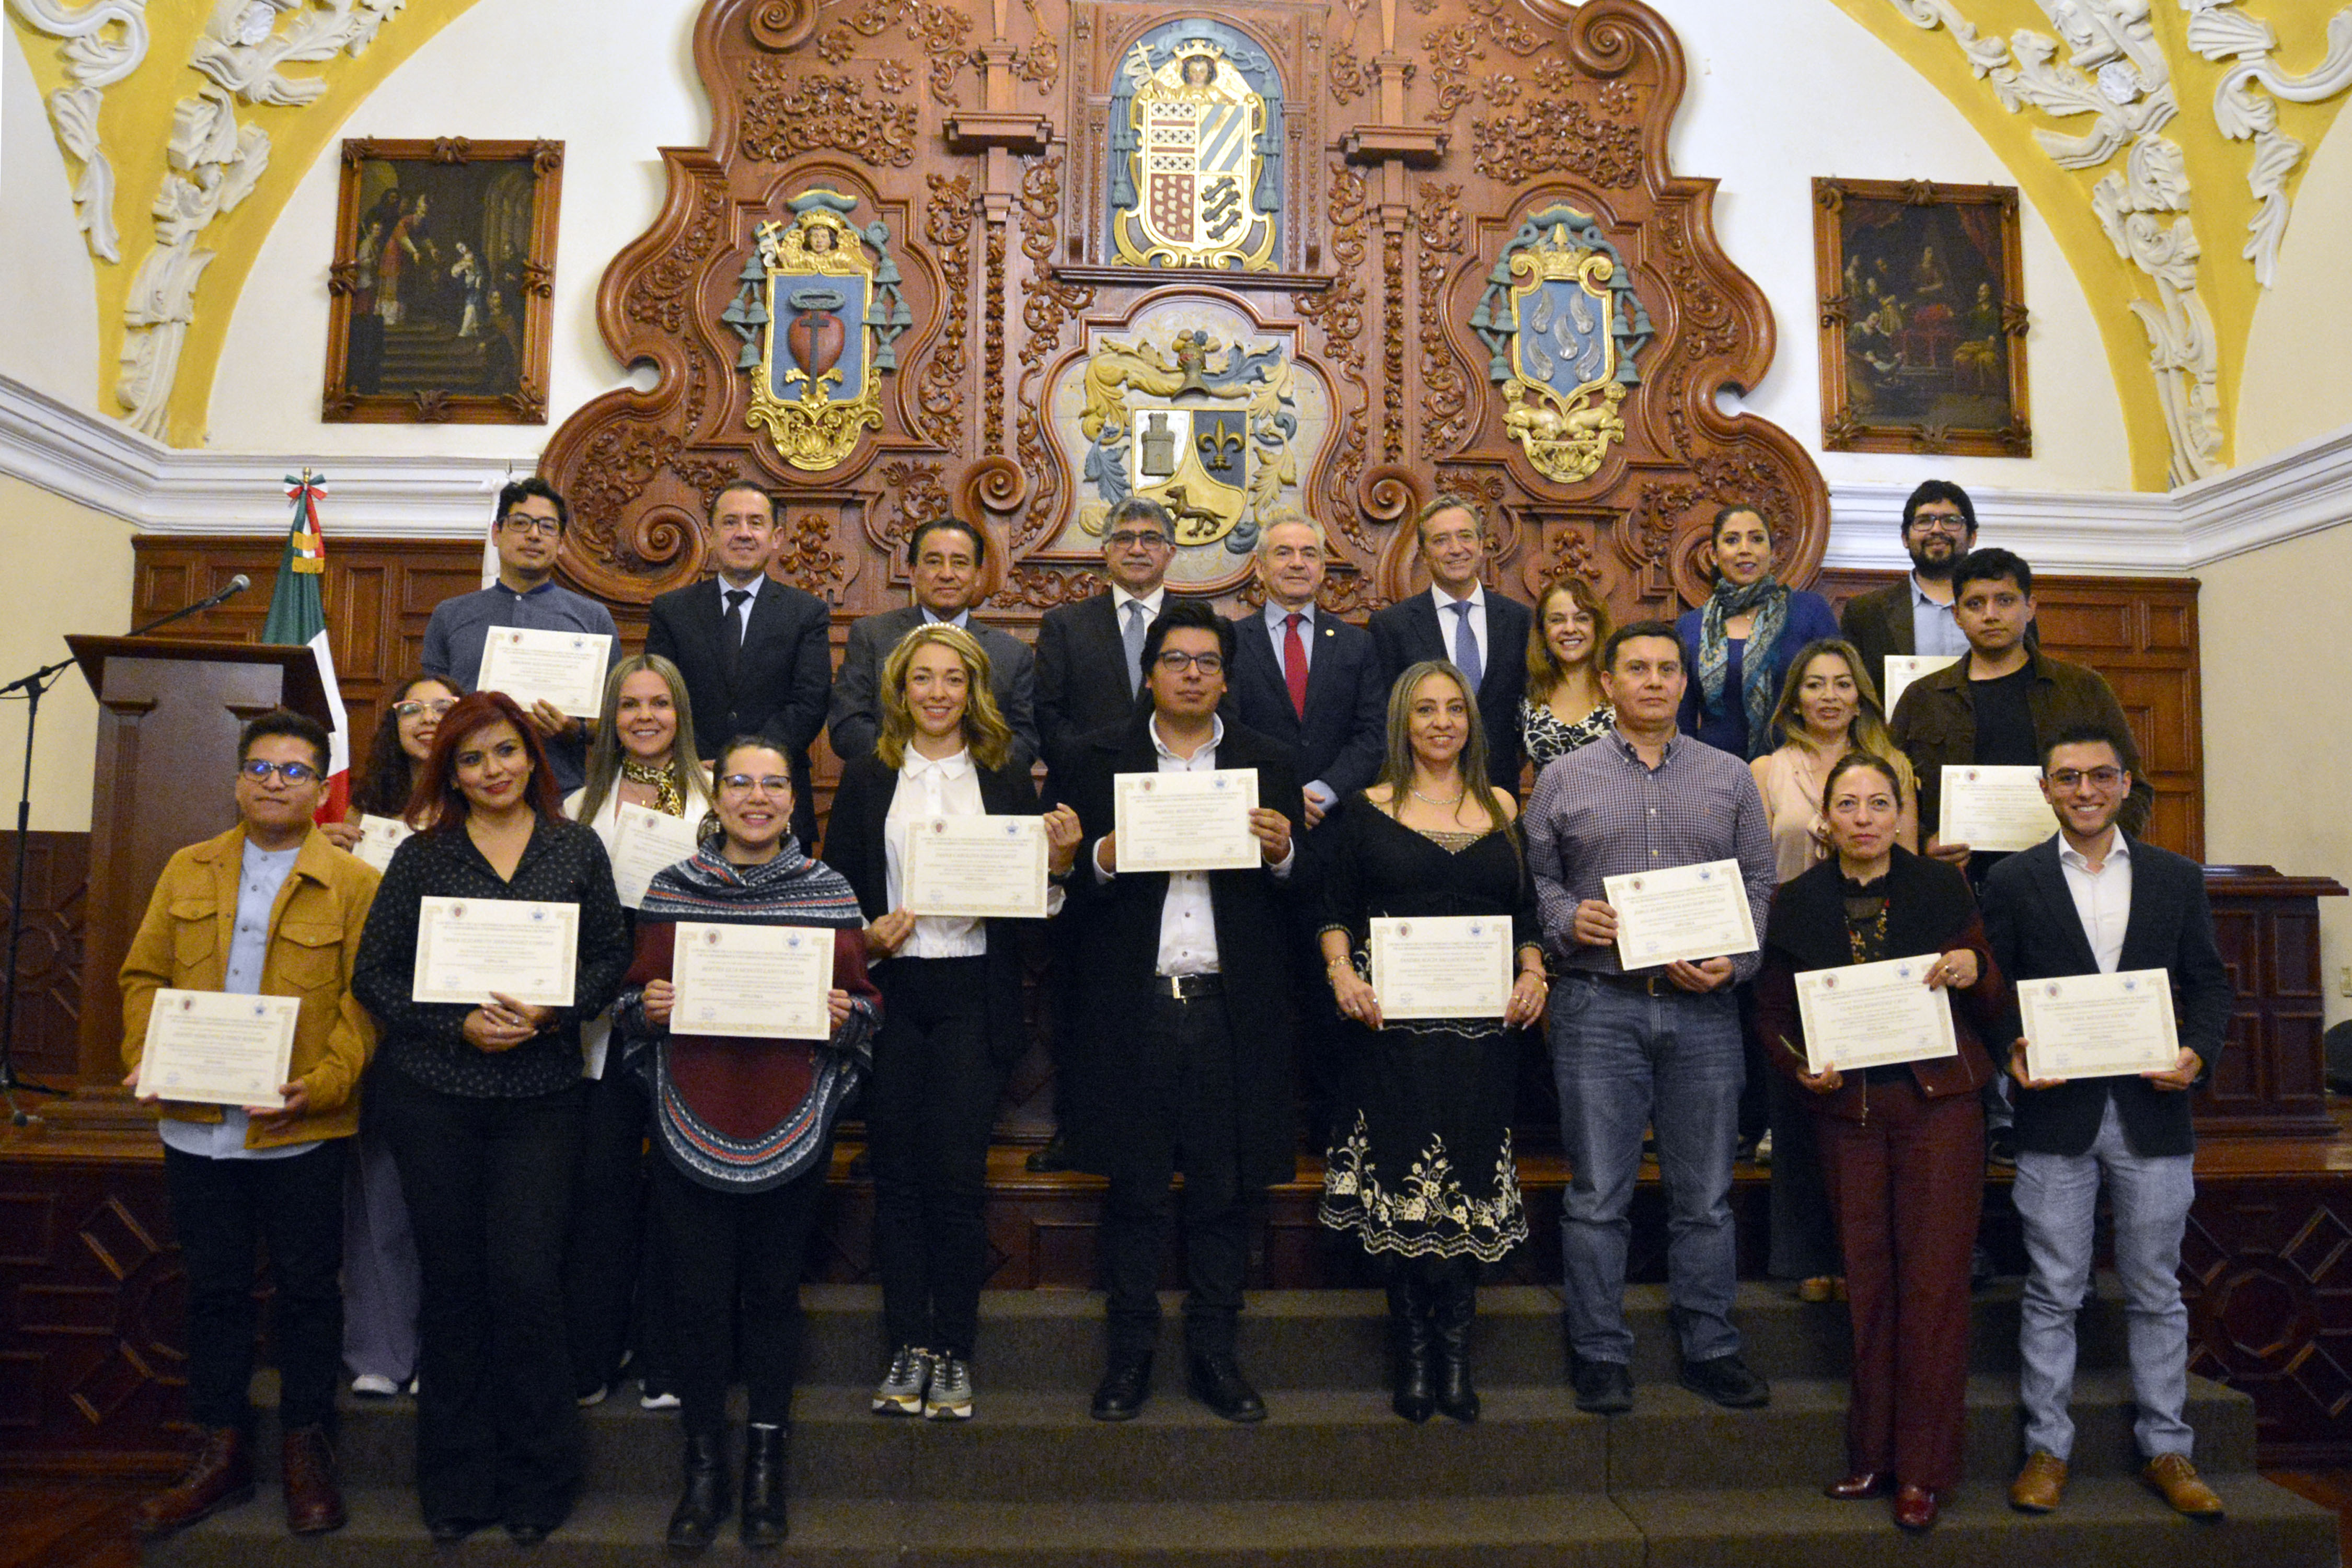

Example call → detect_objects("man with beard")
1839 480 1978 698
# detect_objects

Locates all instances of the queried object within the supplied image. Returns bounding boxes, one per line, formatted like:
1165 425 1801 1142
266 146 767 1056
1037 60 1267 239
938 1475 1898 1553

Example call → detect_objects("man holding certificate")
1980 725 2232 1521
1521 620 1776 1418
1058 600 1304 1425
120 710 380 1539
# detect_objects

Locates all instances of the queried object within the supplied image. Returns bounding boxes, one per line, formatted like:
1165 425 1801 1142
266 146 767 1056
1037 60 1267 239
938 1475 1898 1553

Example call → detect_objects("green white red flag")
262 469 351 822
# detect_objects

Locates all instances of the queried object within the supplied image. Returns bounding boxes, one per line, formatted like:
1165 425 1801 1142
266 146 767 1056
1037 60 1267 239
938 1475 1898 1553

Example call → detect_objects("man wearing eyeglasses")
1839 480 1980 699
1980 725 2231 1521
119 710 381 1539
1055 600 1304 1424
420 477 618 793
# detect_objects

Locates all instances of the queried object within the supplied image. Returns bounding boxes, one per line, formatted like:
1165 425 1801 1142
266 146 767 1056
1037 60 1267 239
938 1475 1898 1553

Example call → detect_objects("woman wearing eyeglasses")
824 625 1081 1425
561 654 713 1413
614 737 881 1550
350 691 631 1545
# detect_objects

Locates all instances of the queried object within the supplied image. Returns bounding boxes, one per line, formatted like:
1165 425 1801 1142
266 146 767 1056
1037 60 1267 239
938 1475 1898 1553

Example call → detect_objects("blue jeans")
2013 1096 2196 1461
1548 975 1745 1365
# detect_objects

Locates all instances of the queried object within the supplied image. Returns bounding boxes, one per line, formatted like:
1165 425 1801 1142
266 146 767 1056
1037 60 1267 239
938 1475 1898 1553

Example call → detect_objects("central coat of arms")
1474 205 1653 486
1078 329 1299 552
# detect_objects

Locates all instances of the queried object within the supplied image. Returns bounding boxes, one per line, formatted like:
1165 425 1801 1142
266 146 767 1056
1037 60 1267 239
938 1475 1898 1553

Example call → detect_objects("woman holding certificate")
1318 661 1547 1424
1674 504 1839 760
825 625 1082 1425
615 736 881 1550
1519 576 1616 770
1752 753 2005 1532
350 690 631 1545
562 653 712 1411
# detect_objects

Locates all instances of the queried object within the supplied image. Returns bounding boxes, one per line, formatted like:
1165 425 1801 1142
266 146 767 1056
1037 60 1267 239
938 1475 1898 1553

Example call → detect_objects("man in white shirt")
1367 497 1534 793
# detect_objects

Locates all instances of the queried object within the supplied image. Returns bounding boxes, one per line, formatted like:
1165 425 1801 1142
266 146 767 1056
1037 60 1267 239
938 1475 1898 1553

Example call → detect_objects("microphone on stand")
129 573 251 638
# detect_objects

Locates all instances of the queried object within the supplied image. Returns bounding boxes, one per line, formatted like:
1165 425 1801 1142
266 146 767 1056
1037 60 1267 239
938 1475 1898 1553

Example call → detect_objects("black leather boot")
1431 1262 1480 1423
665 1426 730 1552
1387 1274 1435 1423
740 1423 788 1548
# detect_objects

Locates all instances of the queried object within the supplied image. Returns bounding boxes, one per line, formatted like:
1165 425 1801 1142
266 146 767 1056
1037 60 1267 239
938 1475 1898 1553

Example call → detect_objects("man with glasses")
1056 601 1304 1423
421 477 618 792
1980 725 2230 1521
1840 479 1981 698
120 710 381 1539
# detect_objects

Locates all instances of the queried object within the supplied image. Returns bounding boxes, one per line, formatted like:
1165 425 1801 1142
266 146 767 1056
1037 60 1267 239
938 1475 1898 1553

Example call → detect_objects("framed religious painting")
323 139 562 424
1814 178 2031 457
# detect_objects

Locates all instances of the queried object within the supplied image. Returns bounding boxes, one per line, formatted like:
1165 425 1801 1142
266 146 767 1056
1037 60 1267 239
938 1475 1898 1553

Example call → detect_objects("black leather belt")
1574 969 1675 997
1152 973 1225 1001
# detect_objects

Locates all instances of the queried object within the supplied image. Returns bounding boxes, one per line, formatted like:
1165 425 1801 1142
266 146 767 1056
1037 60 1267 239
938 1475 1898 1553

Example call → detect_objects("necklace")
621 757 684 815
1408 782 1466 808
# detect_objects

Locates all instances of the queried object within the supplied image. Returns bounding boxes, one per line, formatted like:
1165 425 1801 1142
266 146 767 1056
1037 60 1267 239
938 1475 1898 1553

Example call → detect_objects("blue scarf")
1697 575 1789 758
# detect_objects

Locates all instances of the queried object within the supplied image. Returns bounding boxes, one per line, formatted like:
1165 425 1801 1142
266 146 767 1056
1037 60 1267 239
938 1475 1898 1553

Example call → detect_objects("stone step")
137 1476 2337 1567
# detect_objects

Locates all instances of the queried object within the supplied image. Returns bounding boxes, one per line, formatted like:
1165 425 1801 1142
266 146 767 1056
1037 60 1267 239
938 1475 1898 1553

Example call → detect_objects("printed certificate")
1882 653 1962 718
411 896 578 1007
671 921 832 1041
1939 765 2059 854
904 815 1049 919
475 626 613 719
607 803 702 909
1114 768 1260 873
1604 859 1759 971
1370 915 1513 1022
135 989 299 1109
2020 969 2182 1080
348 813 413 874
1793 954 1959 1075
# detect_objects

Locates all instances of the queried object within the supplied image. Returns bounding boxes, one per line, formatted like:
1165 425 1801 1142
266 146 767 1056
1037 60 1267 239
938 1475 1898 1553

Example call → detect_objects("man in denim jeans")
1523 620 1777 1415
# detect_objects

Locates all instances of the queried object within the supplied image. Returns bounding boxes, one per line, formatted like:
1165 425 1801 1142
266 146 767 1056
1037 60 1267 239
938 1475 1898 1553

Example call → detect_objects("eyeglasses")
1153 650 1224 674
718 774 792 795
1106 529 1171 550
239 758 320 783
498 514 562 537
1907 514 1971 535
392 698 458 720
2047 766 2125 790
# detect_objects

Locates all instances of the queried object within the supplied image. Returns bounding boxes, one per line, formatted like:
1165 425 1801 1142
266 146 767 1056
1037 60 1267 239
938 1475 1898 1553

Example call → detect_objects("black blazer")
1367 588 1533 794
1054 714 1304 1189
644 575 832 851
826 606 1039 769
1227 608 1387 810
823 752 1043 1066
1034 590 1218 776
1980 835 2231 1159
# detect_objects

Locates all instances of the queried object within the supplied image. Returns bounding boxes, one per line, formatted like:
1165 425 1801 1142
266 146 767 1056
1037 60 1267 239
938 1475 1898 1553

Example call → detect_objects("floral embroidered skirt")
1318 1018 1528 1263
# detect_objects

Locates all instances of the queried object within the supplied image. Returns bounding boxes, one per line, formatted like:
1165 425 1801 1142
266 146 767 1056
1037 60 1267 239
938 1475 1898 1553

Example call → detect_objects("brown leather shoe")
1824 1470 1892 1501
1892 1483 1940 1531
132 1427 253 1537
2143 1453 2224 1518
2009 1450 2068 1513
281 1424 348 1535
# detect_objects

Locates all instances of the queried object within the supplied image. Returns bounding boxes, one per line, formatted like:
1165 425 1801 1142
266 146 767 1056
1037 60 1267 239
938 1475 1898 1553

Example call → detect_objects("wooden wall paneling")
2184 1173 2352 1465
0 833 87 1085
2202 871 2343 1139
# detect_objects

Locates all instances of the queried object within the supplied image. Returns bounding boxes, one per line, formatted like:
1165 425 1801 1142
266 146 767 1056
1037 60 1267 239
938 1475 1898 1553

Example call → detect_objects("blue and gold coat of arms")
1473 205 1654 485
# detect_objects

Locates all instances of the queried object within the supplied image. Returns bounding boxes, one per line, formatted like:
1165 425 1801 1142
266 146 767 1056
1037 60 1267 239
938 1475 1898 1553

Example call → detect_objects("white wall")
2239 110 2352 468
0 26 102 410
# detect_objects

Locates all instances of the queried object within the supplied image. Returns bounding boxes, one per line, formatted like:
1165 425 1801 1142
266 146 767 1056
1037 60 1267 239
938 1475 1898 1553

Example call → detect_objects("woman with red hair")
352 690 631 1545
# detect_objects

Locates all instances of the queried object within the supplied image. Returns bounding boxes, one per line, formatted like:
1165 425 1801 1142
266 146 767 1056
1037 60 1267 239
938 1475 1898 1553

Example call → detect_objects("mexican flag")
262 470 352 822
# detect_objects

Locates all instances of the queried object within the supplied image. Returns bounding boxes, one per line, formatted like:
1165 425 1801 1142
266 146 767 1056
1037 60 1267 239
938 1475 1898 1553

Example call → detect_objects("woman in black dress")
1319 660 1548 1423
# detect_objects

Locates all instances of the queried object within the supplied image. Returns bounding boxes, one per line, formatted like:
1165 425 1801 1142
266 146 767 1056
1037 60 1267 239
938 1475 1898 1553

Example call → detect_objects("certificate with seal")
1939 765 2058 853
1370 916 1513 1022
2020 969 2181 1080
1793 954 1958 1076
1114 768 1259 873
670 921 832 1041
410 896 579 1007
1604 859 1759 970
475 626 613 719
607 803 701 909
348 813 413 874
905 815 1048 919
1882 653 1962 717
135 990 300 1108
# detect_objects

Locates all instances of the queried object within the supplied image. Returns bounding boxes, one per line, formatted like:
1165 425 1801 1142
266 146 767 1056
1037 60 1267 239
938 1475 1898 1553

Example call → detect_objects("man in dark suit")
1367 495 1534 794
643 480 832 850
1839 479 1979 699
1036 496 1212 777
828 516 1039 767
1057 601 1304 1425
1980 723 2231 1521
1228 517 1387 831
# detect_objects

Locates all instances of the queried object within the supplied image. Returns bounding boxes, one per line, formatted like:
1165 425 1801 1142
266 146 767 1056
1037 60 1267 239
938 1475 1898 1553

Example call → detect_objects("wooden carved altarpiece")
540 0 1827 628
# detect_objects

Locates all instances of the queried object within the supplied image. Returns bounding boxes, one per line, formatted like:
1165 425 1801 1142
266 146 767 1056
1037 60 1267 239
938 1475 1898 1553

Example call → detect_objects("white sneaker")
640 1387 679 1411
924 1355 973 1421
872 1345 931 1416
575 1383 609 1408
350 1373 399 1398
1753 1131 1773 1167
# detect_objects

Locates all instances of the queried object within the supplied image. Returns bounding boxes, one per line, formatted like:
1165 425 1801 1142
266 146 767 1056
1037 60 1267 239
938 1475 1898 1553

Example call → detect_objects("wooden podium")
63 635 329 1087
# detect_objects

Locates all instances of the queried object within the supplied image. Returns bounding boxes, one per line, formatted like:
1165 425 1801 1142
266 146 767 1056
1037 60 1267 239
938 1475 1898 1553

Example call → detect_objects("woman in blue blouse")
1676 504 1840 759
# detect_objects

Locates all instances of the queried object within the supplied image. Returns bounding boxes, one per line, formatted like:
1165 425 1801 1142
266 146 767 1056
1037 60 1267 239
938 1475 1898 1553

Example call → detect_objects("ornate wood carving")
535 0 1823 636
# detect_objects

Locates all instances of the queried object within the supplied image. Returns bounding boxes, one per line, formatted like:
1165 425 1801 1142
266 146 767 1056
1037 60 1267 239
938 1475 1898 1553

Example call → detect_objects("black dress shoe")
666 1427 731 1551
1185 1352 1267 1423
1570 1354 1633 1414
1090 1355 1152 1421
1679 1353 1770 1409
504 1522 549 1546
427 1518 482 1544
740 1423 788 1548
1024 1136 1072 1173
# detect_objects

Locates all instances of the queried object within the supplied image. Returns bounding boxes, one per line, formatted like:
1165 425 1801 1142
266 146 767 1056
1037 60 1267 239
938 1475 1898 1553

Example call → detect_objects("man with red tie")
1227 517 1388 834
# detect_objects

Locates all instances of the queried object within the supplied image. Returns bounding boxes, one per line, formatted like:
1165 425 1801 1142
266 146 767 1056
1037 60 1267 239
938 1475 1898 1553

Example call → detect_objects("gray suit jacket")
826 605 1039 768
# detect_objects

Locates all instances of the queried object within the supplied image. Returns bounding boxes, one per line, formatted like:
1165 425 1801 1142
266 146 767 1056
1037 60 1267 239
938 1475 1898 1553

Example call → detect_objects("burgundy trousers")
1813 1078 1984 1490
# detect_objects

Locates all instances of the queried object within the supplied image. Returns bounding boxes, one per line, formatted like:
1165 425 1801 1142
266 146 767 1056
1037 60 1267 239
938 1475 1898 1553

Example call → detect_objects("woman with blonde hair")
1520 576 1616 770
824 624 1081 1424
570 653 714 834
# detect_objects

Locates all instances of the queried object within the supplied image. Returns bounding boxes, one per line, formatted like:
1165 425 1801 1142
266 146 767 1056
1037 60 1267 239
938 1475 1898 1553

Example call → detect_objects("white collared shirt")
884 747 988 959
2058 831 2132 974
919 604 971 630
1431 581 1488 676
